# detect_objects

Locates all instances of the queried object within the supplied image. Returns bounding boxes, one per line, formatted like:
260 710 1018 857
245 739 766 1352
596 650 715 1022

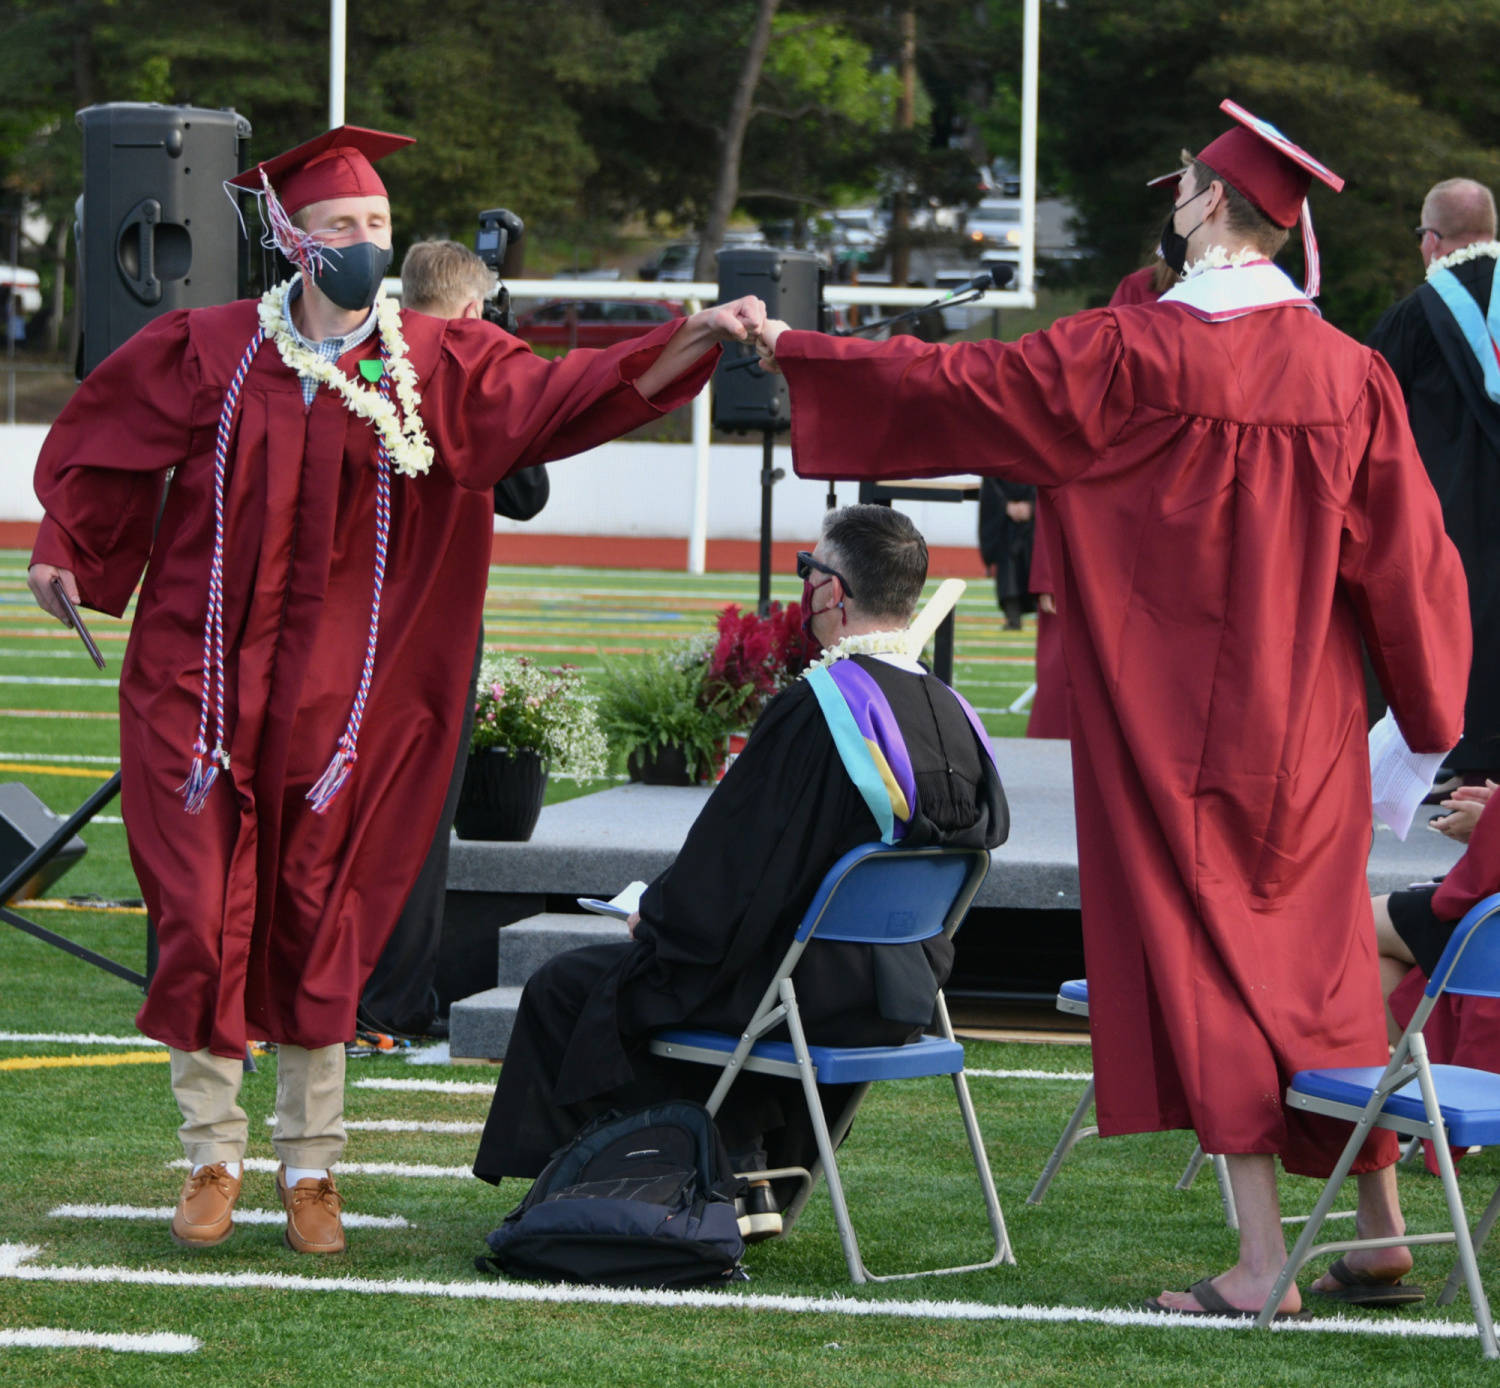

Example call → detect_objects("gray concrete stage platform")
445 737 1463 1058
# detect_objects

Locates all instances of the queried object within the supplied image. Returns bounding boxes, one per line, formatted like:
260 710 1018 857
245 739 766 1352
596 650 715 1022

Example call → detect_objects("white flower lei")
1179 245 1266 282
257 279 434 477
804 629 914 673
1426 240 1500 279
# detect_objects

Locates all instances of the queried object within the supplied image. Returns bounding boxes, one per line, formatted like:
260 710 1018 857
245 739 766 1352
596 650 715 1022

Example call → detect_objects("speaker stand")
0 771 145 988
757 429 785 617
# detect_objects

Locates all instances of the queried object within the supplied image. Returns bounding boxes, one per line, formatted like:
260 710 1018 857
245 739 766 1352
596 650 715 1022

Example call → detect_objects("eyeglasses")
795 550 855 599
1415 225 1443 241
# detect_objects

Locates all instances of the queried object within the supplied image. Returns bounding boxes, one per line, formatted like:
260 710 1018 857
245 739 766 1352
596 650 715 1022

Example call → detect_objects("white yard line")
354 1078 495 1096
0 1243 1476 1341
0 674 117 687
966 1068 1093 1081
0 1325 199 1354
50 1204 408 1229
0 1032 163 1047
262 1117 483 1135
169 1158 475 1180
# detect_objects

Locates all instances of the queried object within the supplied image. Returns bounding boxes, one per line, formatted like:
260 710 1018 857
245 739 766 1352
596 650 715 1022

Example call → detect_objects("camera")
476 208 524 334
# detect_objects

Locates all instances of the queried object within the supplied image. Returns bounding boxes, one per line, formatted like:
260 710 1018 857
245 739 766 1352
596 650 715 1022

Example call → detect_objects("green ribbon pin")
358 359 384 384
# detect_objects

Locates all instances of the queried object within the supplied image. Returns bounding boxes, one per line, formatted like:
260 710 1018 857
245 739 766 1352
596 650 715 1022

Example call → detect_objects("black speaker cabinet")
76 102 251 376
713 247 822 433
0 783 87 903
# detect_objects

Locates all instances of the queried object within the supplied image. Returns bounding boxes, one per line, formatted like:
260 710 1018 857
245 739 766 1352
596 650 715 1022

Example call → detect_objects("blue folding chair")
1256 892 1500 1356
1028 979 1239 1228
649 840 1013 1284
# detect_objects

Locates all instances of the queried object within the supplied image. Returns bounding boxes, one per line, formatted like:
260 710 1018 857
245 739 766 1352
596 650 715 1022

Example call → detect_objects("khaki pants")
170 1044 347 1169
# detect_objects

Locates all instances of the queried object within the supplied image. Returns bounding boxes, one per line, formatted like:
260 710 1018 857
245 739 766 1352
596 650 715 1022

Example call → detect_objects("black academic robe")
1368 257 1500 772
473 655 1008 1182
978 477 1037 617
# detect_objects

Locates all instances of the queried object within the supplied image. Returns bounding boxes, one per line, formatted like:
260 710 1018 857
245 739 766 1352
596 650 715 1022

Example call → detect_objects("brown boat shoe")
275 1164 346 1254
169 1162 243 1248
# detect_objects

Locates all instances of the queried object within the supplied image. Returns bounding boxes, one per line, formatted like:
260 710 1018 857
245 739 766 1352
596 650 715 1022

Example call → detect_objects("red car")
513 298 685 349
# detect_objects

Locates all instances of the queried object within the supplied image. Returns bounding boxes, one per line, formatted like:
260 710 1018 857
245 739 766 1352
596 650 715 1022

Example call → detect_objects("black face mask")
310 240 393 311
1158 186 1211 277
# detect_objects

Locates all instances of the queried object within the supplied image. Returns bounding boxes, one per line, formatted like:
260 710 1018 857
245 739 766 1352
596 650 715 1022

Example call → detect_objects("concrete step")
449 984 525 1061
495 913 631 986
448 912 633 1060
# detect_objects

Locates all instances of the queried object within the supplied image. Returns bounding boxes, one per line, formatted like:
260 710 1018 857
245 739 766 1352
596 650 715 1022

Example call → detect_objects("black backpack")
476 1101 748 1288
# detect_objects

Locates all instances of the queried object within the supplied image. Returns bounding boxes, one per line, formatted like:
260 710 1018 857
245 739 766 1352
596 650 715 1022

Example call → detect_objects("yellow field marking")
0 761 113 779
24 900 146 915
0 1051 169 1072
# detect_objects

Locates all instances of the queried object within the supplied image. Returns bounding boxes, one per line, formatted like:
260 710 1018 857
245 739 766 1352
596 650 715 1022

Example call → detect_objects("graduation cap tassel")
1300 200 1321 301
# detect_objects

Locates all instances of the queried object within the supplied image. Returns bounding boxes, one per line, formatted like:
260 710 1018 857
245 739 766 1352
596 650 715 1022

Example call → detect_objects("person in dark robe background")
1367 178 1500 784
978 477 1036 630
473 505 1007 1238
756 103 1469 1317
26 127 764 1254
360 240 551 1040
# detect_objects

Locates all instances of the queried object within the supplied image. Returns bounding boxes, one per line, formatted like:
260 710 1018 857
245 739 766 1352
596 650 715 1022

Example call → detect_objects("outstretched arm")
634 295 765 399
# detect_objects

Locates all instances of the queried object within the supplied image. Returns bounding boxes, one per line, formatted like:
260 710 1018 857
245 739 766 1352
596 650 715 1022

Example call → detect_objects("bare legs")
1154 1153 1411 1313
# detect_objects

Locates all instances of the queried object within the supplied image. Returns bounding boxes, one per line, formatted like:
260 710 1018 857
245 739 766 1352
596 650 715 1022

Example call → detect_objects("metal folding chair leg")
1174 1145 1238 1230
1027 1078 1097 1204
780 989 1011 1283
1441 1179 1500 1307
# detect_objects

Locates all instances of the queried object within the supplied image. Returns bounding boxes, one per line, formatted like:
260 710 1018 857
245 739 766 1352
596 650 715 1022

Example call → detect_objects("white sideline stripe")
355 1078 494 1095
0 674 117 687
966 1068 1093 1081
0 1325 199 1354
0 1244 1477 1341
262 1117 482 1134
0 1032 163 1047
170 1158 474 1180
50 1204 409 1229
0 750 116 762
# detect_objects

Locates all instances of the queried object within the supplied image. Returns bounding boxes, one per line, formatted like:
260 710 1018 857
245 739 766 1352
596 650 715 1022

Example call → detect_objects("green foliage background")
4 1 1500 338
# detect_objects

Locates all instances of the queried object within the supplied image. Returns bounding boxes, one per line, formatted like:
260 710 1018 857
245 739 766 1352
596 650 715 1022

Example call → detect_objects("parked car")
513 298 686 350
966 198 1024 251
639 233 767 282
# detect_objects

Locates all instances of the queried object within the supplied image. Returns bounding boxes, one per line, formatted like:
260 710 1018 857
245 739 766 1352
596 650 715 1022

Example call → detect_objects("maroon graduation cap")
1148 100 1344 297
227 125 414 274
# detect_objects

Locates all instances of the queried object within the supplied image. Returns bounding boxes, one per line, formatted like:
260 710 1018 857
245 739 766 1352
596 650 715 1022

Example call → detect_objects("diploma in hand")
578 881 647 920
51 577 106 669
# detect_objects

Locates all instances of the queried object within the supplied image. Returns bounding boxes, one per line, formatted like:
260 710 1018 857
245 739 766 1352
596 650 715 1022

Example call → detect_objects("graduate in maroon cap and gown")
27 125 765 1251
753 102 1470 1316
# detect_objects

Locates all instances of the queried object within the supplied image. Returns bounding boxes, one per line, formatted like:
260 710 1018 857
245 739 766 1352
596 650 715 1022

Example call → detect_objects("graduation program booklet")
1369 708 1449 841
578 880 647 919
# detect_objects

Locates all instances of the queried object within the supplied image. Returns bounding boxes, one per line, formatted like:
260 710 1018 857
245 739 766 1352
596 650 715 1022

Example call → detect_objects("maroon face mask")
801 575 847 642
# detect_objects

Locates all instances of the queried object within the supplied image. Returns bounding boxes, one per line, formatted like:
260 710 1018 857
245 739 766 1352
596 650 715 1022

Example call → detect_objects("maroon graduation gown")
776 289 1469 1175
31 302 714 1058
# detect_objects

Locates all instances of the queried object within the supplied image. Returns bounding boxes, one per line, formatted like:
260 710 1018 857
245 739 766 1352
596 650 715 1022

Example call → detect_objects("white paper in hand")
577 880 648 919
1369 708 1450 841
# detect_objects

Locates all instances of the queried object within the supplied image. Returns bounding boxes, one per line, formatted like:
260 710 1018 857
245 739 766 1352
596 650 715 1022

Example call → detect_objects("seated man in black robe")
472 505 1008 1235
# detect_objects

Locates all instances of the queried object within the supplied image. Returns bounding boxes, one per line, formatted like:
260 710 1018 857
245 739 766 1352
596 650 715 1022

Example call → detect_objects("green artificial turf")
0 553 1492 1384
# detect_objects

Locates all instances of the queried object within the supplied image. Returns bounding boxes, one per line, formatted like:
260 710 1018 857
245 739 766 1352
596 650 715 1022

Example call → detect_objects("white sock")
283 1165 329 1186
191 1160 242 1178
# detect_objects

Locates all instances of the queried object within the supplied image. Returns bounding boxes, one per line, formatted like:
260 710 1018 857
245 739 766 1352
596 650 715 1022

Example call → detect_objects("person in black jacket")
978 477 1035 630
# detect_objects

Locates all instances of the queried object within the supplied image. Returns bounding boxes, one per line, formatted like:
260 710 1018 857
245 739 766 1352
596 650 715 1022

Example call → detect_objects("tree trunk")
51 220 68 357
889 6 917 288
693 0 780 286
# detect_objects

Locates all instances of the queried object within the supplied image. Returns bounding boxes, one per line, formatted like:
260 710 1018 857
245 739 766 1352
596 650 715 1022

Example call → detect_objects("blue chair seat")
1058 979 1088 1006
1290 1064 1500 1148
653 1027 967 1084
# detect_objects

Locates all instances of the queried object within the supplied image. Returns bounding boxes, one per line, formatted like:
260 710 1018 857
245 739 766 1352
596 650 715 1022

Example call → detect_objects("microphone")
944 270 993 297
